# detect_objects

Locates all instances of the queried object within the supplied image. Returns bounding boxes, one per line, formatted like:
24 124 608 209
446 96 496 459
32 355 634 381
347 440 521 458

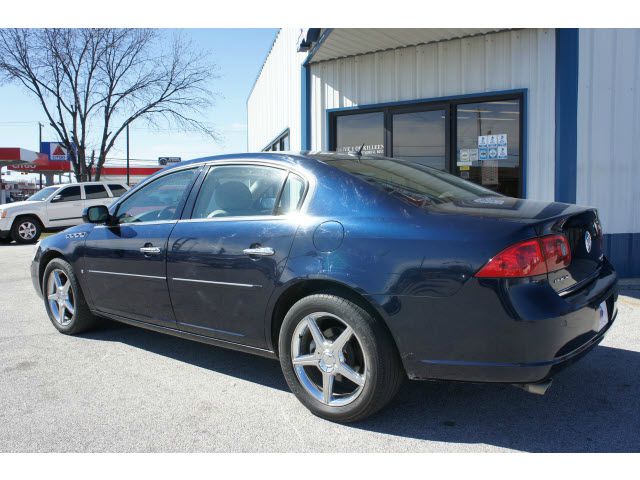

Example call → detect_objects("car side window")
115 168 197 224
51 186 81 203
107 184 127 197
275 173 306 214
191 165 287 219
84 185 109 199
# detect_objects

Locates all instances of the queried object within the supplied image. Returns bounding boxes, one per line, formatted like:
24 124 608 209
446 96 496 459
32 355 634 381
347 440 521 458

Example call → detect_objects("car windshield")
27 186 59 201
312 153 501 206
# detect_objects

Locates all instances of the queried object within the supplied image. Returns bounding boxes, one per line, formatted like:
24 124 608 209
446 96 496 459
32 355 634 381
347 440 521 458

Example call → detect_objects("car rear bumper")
369 259 618 384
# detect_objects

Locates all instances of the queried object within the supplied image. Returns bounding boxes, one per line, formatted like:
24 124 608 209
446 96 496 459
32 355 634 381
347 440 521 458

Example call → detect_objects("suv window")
191 165 287 219
84 184 109 199
115 168 197 224
51 186 82 203
108 184 127 197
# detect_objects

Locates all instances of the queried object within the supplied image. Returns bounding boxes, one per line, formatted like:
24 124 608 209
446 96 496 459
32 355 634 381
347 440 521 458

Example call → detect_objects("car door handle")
140 246 161 255
243 246 275 257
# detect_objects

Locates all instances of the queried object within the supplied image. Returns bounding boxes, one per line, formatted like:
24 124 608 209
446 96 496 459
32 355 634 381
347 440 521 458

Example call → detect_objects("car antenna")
356 143 365 161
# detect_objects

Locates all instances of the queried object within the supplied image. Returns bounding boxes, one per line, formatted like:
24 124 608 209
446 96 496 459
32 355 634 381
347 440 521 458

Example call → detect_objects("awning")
306 28 509 64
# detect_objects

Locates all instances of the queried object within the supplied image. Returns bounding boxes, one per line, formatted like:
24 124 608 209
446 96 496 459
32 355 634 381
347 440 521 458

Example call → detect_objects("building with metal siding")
247 28 640 277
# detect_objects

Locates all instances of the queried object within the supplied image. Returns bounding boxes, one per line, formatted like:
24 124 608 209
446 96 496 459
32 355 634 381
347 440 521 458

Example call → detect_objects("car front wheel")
11 216 41 244
43 258 98 335
279 294 404 422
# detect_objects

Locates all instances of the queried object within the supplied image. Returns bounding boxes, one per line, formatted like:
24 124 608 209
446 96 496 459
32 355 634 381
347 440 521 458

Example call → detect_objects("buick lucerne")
31 152 618 422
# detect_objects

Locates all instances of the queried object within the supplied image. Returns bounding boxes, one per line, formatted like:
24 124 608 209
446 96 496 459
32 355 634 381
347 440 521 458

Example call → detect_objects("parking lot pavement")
1 243 639 453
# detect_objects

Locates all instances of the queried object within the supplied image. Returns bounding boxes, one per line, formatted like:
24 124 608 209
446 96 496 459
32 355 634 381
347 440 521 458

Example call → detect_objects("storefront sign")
478 135 508 161
338 144 384 155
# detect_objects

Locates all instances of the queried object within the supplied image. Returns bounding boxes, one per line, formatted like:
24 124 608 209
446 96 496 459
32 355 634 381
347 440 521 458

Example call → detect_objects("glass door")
455 100 522 197
392 108 448 171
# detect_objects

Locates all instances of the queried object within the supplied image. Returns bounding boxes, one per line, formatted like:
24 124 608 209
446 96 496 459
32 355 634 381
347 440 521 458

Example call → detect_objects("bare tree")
0 28 218 181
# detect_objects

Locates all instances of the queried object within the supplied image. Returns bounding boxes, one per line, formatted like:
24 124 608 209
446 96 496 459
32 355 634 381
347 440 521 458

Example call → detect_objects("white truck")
0 182 129 244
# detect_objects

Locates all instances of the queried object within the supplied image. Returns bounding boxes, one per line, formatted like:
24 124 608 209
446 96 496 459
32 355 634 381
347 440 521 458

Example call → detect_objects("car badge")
584 230 592 254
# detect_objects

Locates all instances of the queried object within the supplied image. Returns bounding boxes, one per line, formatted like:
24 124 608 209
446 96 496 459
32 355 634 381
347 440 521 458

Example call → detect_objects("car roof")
163 151 370 172
55 181 125 186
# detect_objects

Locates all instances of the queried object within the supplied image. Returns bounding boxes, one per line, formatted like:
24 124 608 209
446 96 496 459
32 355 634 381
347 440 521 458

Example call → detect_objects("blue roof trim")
301 64 311 150
303 28 333 66
554 28 579 203
301 29 333 149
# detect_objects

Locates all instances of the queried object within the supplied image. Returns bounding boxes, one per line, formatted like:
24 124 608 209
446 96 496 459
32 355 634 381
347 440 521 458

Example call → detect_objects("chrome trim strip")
94 219 177 228
171 277 261 288
177 215 295 224
177 322 245 337
87 270 166 280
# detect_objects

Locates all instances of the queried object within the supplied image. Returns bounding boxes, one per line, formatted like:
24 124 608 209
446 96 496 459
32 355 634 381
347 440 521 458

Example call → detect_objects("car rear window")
108 184 127 197
313 153 500 206
84 184 109 199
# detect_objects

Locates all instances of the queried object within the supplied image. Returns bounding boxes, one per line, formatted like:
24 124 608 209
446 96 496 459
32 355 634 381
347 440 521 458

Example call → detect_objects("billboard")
40 142 75 161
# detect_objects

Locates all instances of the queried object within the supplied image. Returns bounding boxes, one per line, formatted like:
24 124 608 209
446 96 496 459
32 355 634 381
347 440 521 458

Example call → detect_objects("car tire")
11 216 42 244
279 294 404 423
42 258 98 335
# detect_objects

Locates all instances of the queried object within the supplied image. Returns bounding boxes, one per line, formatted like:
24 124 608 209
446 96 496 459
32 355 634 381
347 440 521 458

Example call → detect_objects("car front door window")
115 168 197 224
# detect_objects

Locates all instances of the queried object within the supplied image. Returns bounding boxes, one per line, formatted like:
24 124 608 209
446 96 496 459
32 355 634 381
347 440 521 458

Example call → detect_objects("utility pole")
38 122 43 189
126 124 130 186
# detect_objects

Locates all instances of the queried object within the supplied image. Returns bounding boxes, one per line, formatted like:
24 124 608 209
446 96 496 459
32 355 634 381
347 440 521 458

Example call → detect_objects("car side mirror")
51 194 63 203
83 205 111 224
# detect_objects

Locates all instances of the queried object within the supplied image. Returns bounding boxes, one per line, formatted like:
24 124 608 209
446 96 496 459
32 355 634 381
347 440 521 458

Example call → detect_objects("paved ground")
1 243 639 452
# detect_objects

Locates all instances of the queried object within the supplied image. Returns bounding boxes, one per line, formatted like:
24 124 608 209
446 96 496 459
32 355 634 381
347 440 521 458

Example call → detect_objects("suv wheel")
279 294 404 422
43 258 98 334
11 216 42 244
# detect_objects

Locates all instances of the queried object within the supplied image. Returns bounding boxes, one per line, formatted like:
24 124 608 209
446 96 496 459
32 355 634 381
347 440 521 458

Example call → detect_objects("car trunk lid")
428 197 604 292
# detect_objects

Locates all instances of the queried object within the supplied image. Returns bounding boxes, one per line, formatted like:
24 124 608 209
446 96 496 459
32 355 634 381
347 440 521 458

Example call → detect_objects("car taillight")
475 234 571 278
539 234 572 272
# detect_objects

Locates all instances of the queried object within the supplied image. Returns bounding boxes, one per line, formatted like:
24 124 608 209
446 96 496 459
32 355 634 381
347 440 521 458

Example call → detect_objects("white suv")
0 182 129 244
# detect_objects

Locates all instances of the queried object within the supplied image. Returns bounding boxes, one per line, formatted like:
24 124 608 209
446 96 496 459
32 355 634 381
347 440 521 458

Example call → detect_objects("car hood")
1 200 42 211
428 196 592 223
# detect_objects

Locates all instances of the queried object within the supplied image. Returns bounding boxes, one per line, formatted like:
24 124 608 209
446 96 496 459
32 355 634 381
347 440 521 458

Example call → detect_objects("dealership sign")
158 157 181 166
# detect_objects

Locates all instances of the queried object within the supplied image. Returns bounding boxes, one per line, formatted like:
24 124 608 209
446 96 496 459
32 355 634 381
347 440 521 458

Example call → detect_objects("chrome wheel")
18 221 37 240
291 312 367 407
46 269 74 326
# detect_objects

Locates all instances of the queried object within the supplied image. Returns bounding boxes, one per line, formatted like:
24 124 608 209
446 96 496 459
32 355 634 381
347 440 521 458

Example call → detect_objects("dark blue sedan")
31 152 618 422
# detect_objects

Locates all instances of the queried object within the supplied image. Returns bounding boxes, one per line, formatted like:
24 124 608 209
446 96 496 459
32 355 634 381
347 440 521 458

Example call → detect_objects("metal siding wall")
577 29 640 235
310 29 557 200
247 29 306 151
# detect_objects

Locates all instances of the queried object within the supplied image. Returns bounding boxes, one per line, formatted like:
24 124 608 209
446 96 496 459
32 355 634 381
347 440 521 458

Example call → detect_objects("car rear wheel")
11 216 41 244
43 258 98 335
279 294 404 422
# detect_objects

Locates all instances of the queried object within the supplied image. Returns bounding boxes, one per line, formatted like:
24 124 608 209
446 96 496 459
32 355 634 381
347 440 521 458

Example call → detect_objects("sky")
0 28 278 182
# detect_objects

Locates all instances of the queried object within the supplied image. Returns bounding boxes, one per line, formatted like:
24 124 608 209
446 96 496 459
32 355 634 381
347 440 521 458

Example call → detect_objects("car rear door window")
107 184 127 197
191 165 288 219
51 186 81 203
275 173 306 214
84 184 109 199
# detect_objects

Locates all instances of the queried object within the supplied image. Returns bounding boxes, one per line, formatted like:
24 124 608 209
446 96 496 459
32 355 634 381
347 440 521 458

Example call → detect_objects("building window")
329 93 524 197
455 100 521 198
392 108 446 170
263 129 290 152
335 112 385 155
